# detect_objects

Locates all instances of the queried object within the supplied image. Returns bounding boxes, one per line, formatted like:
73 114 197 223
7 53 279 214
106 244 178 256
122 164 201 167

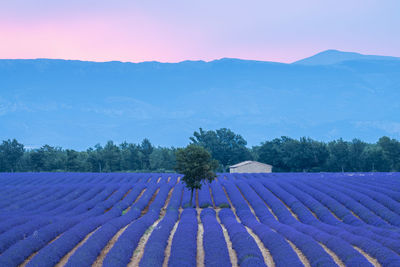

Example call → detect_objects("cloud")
0 98 18 115
0 97 75 116
354 121 400 136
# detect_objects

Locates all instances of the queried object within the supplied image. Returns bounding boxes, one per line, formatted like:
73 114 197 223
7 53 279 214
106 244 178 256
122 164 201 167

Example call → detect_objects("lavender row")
25 216 112 267
303 179 390 227
0 172 147 186
224 180 337 267
280 180 400 245
0 218 79 266
0 185 73 210
166 183 183 211
0 185 82 213
201 208 231 267
0 216 31 236
181 187 195 208
218 208 266 266
102 212 159 267
139 184 183 267
0 217 53 254
289 180 400 240
209 180 230 208
319 179 400 227
62 183 148 267
25 183 153 267
32 185 109 216
276 180 400 255
233 182 304 267
168 208 198 267
257 178 400 266
102 183 170 267
0 185 111 256
337 176 400 201
198 183 213 208
255 179 373 266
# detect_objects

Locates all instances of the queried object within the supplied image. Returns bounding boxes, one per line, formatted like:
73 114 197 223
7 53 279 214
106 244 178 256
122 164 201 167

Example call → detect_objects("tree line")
0 139 176 173
255 136 400 172
1 128 400 172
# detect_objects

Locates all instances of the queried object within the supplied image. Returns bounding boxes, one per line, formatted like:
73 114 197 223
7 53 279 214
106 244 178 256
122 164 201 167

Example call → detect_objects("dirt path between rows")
286 239 311 267
92 187 153 267
92 224 129 267
353 246 382 267
216 210 238 267
19 233 64 267
128 187 175 266
162 209 182 267
196 209 205 267
222 185 274 267
55 227 99 267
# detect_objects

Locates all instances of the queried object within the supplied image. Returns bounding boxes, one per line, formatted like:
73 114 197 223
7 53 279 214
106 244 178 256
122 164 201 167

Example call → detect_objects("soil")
196 210 205 267
216 210 238 267
141 189 160 216
222 185 274 267
286 239 311 267
162 210 181 267
19 232 64 267
92 224 130 267
319 242 345 267
208 185 216 208
55 227 99 267
128 187 175 266
353 246 382 267
123 188 146 213
245 226 275 267
104 190 117 201
121 188 133 201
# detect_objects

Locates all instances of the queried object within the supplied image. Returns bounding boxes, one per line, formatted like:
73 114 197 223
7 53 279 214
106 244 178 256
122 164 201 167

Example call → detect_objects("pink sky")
1 0 399 63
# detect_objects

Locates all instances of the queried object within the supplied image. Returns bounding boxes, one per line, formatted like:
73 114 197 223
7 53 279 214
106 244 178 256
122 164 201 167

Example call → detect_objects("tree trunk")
341 166 344 173
190 188 194 207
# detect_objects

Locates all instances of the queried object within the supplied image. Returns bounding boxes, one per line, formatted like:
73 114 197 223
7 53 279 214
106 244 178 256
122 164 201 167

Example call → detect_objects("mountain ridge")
1 49 399 66
1 50 400 149
293 49 400 65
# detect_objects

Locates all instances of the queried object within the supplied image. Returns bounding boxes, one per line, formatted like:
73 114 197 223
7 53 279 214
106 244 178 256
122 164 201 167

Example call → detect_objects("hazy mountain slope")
1 51 400 149
293 49 400 65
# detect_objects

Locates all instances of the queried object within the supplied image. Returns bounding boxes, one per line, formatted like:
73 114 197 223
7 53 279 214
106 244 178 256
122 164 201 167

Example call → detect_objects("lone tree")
175 144 218 207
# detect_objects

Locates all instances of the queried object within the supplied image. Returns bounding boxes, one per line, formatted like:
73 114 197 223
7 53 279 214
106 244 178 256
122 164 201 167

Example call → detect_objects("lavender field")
0 172 399 267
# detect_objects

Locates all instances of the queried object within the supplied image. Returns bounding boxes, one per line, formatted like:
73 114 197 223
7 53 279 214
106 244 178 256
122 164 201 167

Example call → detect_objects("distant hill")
1 50 400 149
293 49 400 65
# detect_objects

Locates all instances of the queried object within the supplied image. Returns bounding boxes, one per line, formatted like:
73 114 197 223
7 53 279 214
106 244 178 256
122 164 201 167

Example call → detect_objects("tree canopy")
190 128 252 171
256 136 400 172
0 139 24 172
1 129 400 173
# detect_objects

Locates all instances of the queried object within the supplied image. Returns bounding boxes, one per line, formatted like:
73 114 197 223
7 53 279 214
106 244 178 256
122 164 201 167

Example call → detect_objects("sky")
0 0 399 63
